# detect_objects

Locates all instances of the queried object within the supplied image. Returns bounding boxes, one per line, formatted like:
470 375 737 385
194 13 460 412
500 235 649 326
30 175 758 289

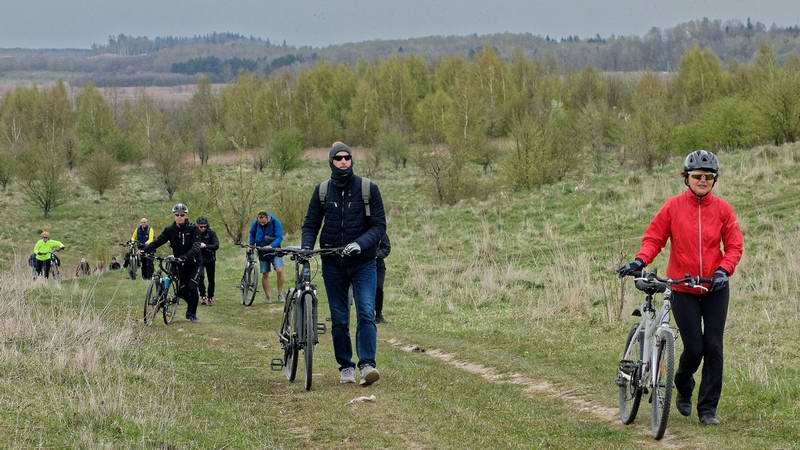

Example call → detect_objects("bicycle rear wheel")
618 324 644 424
283 294 299 381
143 279 161 326
162 279 180 325
303 293 316 391
241 265 257 306
651 328 675 440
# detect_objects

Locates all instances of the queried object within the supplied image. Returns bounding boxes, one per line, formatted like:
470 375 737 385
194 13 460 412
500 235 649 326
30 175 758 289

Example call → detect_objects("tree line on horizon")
2 18 800 86
1 42 799 218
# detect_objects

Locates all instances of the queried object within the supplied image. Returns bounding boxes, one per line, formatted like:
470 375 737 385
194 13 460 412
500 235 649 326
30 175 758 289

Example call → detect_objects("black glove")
710 268 729 292
617 258 645 278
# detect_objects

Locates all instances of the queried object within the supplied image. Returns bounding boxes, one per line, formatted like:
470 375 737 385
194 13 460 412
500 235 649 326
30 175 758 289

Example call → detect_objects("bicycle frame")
625 289 675 392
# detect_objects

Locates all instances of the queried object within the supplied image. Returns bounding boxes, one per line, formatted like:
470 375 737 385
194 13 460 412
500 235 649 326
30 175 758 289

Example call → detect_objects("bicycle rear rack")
270 359 284 371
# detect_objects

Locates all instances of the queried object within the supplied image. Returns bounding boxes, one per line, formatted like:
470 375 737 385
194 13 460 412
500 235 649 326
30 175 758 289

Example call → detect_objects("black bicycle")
142 254 182 326
616 269 711 439
269 246 346 391
239 244 260 306
49 250 63 282
120 241 141 280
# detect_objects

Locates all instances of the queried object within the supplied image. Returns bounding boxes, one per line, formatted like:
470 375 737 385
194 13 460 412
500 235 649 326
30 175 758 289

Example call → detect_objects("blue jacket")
301 175 386 266
249 214 283 248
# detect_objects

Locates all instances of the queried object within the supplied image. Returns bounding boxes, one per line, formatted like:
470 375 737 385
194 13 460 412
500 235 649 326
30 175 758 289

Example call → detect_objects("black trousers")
34 259 51 278
198 259 216 299
671 286 729 416
375 259 386 316
178 262 200 319
141 256 154 279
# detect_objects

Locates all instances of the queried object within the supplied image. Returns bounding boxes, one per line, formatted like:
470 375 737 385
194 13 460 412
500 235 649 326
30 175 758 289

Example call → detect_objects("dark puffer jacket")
197 227 220 262
301 175 386 265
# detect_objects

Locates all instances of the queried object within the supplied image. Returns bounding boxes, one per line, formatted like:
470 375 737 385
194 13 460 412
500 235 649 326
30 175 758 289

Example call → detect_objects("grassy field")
1 143 799 448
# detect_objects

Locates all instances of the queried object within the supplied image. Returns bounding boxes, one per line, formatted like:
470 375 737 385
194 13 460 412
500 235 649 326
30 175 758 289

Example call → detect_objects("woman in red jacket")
618 150 744 426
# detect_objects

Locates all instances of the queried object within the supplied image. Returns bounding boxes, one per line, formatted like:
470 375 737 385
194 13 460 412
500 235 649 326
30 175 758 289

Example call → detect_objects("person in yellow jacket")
33 230 64 279
130 217 155 279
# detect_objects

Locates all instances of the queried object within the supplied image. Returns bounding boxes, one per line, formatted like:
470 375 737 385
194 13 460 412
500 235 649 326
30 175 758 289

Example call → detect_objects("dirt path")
386 337 693 449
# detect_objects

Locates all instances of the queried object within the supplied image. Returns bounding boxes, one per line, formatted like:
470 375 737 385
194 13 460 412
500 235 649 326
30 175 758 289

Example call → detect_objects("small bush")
80 151 121 196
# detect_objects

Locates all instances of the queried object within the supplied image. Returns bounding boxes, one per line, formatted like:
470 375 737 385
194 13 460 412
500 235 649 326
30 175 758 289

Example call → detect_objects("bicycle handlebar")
258 246 347 260
625 269 712 292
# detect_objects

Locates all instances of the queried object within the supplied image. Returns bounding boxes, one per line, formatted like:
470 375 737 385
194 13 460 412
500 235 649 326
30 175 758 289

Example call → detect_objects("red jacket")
635 189 744 294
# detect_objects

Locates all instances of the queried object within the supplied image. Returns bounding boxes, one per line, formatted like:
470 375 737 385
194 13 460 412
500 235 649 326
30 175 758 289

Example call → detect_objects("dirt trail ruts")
386 338 693 449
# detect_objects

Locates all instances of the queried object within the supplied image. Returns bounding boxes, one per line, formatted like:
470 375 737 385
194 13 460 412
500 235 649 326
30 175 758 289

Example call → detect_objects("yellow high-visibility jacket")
33 239 64 261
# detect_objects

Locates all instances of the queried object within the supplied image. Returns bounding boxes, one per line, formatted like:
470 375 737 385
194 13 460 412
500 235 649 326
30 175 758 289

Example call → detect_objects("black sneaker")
699 414 720 426
375 314 387 324
187 316 200 323
676 394 692 417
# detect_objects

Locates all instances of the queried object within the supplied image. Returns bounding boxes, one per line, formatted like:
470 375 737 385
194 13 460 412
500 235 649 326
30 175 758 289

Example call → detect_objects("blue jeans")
322 258 377 370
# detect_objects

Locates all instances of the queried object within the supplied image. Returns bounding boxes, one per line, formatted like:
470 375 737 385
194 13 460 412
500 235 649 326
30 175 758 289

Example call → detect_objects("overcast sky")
1 0 798 49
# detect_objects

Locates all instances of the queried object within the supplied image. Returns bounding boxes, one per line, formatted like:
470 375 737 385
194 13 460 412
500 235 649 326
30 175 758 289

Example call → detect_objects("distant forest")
1 18 799 86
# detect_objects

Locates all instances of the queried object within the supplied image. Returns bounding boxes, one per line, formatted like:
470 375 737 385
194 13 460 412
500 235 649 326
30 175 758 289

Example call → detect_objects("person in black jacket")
375 231 391 324
302 141 387 386
196 216 220 306
142 203 203 323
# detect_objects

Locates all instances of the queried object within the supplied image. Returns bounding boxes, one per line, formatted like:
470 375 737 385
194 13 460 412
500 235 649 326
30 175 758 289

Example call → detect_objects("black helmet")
196 216 209 225
683 150 719 174
171 203 189 214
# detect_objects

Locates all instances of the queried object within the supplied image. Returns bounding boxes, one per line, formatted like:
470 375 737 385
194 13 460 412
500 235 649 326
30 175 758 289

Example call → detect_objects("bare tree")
19 145 69 217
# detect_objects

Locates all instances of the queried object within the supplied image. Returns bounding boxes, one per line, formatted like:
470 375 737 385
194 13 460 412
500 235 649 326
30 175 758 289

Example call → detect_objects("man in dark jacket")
375 231 391 324
196 216 220 306
302 141 386 386
142 203 203 323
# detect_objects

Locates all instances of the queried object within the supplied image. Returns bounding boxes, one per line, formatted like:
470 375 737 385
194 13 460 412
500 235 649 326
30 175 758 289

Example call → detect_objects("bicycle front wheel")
128 255 138 280
162 279 179 325
283 295 299 381
303 293 316 391
143 279 161 326
651 328 675 440
618 324 644 424
241 265 257 306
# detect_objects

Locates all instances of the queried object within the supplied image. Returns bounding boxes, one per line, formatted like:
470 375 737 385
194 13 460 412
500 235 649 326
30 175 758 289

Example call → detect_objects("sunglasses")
332 155 352 161
197 225 207 228
689 173 717 181
174 213 186 217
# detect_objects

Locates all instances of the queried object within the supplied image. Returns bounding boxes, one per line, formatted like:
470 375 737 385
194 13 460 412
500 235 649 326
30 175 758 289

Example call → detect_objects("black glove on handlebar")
710 268 729 292
617 258 645 278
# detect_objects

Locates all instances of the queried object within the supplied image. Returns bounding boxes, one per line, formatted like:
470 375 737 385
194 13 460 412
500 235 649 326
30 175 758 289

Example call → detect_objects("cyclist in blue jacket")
249 211 285 303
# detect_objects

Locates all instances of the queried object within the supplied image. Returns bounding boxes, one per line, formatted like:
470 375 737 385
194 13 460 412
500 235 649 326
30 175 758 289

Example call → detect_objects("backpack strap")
361 177 372 217
318 180 329 208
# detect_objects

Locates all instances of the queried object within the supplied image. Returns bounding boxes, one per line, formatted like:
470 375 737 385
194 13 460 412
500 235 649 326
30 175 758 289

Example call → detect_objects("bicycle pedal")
270 359 284 371
316 323 327 334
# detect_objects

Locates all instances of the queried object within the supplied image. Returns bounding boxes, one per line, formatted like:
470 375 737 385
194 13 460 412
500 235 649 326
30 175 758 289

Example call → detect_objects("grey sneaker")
340 367 356 384
277 293 285 303
264 295 272 304
359 365 380 386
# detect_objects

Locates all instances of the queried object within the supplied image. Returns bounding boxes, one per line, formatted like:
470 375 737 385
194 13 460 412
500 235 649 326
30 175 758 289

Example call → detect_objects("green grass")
2 144 800 447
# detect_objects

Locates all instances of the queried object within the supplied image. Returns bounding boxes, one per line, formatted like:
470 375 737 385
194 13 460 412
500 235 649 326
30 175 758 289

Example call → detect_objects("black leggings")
671 286 729 416
177 262 200 319
34 259 51 278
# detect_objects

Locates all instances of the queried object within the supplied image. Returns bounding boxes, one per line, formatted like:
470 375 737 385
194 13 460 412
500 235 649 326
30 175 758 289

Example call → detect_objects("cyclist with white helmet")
618 150 744 426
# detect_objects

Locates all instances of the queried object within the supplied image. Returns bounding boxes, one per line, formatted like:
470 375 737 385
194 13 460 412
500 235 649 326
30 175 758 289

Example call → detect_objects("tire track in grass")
386 338 690 449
